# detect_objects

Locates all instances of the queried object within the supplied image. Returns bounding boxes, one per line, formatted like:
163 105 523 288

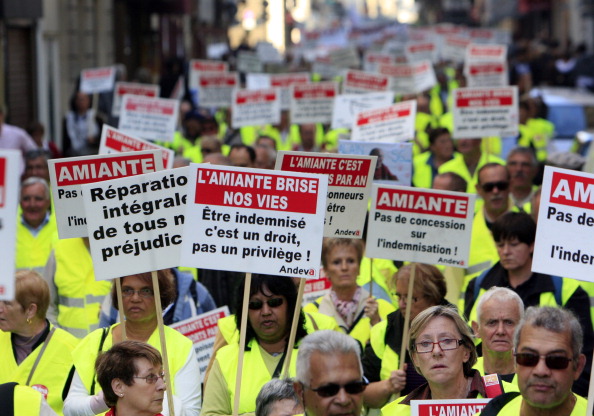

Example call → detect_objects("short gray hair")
295 330 362 384
21 176 50 200
514 306 583 359
476 287 524 323
256 378 299 416
507 146 538 167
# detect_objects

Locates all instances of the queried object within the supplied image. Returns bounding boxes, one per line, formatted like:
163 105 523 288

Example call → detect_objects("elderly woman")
63 270 200 416
380 305 492 415
304 238 395 346
0 270 79 415
95 340 166 416
363 264 450 408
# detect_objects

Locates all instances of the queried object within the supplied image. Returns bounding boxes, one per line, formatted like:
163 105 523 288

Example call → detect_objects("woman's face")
0 300 28 333
118 358 165 415
395 277 435 321
121 275 157 323
247 285 289 344
430 133 454 160
324 245 360 291
411 316 470 388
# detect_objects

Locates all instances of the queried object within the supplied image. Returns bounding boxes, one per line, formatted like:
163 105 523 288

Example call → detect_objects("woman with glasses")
202 274 308 416
380 305 493 415
363 264 450 409
63 270 201 416
304 238 395 347
95 340 166 416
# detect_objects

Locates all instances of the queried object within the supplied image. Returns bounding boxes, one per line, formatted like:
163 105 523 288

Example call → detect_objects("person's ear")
574 354 587 380
293 381 304 398
112 378 125 398
471 321 479 337
26 304 38 321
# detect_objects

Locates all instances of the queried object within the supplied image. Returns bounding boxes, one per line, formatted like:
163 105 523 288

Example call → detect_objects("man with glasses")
479 306 587 415
294 330 367 416
463 212 593 396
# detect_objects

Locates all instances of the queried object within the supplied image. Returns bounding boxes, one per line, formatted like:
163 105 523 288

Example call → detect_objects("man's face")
230 148 254 167
455 139 481 155
297 351 364 416
477 165 510 215
507 153 536 190
300 125 316 149
21 183 51 227
432 175 453 191
24 156 50 182
474 298 521 354
496 237 533 272
516 326 585 410
430 133 454 161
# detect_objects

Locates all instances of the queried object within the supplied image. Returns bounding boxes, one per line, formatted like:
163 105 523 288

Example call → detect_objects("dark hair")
434 172 467 193
112 269 176 312
477 162 509 185
428 128 451 146
24 149 51 162
492 212 536 245
230 144 256 163
235 274 307 347
95 340 163 407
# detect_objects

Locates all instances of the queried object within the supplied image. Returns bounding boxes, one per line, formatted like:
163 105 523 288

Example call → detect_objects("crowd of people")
1 27 594 416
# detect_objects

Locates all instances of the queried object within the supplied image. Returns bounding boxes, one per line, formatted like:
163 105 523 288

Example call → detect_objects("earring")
120 393 124 397
26 318 32 325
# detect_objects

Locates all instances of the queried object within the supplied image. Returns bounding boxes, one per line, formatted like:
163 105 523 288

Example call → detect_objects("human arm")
363 366 407 409
62 370 109 416
364 297 381 326
201 359 232 416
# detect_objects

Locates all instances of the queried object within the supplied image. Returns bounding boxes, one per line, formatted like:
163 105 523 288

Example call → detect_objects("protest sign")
237 51 264 73
189 59 229 90
339 140 412 186
100 125 173 169
342 70 391 94
81 167 187 280
49 151 163 239
302 275 331 306
180 165 328 278
118 95 179 142
231 88 281 128
328 47 361 69
366 185 475 266
465 61 509 87
256 41 284 63
290 82 338 124
465 43 507 62
363 51 395 72
269 73 310 110
312 56 342 80
0 150 20 300
276 151 376 238
533 167 594 281
378 61 437 95
196 72 239 108
405 41 438 63
331 92 394 130
452 86 519 138
170 306 230 383
111 82 160 117
441 36 471 63
80 66 116 94
411 399 490 416
351 100 417 143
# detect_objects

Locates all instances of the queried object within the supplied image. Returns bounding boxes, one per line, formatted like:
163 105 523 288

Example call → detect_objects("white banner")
378 61 437 95
111 82 160 117
231 88 281 128
0 150 20 300
351 101 417 143
80 66 116 94
331 92 395 130
196 72 239 108
290 82 338 124
118 95 179 142
188 59 229 90
411 399 490 416
405 41 438 63
465 61 509 88
363 52 395 72
342 70 392 94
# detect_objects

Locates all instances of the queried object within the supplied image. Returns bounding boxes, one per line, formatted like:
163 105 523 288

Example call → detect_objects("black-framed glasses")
122 288 154 298
481 181 509 192
515 352 574 370
134 371 166 384
248 297 284 310
415 338 464 353
305 380 368 397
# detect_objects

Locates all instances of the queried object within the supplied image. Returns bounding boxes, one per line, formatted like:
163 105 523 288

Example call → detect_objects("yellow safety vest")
0 324 79 416
369 320 401 381
493 394 587 415
52 238 112 338
357 257 399 306
216 338 298 414
472 357 519 393
15 215 58 273
13 384 44 416
438 152 505 194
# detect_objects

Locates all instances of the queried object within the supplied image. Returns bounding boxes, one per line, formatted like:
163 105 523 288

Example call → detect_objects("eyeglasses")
305 380 368 397
134 371 166 384
122 288 154 298
515 352 574 370
248 297 284 310
480 181 509 192
415 338 464 353
394 293 419 303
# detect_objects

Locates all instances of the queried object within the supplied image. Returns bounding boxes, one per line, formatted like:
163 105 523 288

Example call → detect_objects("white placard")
246 74 271 90
189 59 229 90
405 41 438 63
170 306 230 383
80 66 116 94
465 61 509 88
441 36 471 63
331 92 395 130
351 101 417 143
410 399 491 416
237 51 264 73
196 72 239 108
99 125 174 170
302 275 331 306
342 70 391 94
180 165 328 278
82 168 188 280
533 167 594 282
276 151 377 238
378 61 437 95
328 47 361 68
269 73 310 110
49 151 163 239
452 86 519 138
0 150 20 300
256 41 284 63
118 95 179 142
363 52 395 72
366 185 475 266
111 82 160 117
290 82 338 124
231 88 281 128
465 43 507 62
